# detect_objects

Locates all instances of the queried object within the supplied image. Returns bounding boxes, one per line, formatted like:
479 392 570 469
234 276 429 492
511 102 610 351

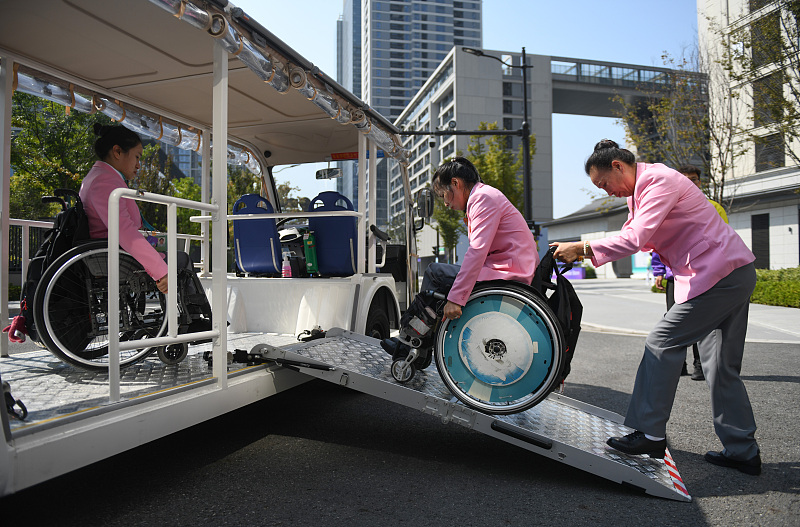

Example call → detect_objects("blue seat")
308 191 357 276
232 194 281 275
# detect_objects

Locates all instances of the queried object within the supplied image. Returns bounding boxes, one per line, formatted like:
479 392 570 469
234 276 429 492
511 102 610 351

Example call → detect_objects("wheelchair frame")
32 239 194 371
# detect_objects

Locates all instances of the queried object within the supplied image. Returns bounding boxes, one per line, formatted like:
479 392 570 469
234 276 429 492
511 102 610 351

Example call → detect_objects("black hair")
584 139 636 174
432 156 482 193
92 123 141 160
677 164 701 177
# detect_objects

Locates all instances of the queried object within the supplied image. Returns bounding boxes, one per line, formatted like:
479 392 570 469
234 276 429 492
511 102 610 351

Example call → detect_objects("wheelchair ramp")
252 328 691 502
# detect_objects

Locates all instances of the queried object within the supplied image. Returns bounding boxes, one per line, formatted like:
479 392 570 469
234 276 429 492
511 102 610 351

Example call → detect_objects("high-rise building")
336 0 482 228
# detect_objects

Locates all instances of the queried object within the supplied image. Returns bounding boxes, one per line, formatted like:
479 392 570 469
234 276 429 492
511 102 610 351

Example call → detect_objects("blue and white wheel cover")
458 311 533 386
441 293 554 404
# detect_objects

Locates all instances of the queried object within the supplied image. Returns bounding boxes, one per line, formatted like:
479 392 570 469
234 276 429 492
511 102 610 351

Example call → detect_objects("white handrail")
107 188 219 402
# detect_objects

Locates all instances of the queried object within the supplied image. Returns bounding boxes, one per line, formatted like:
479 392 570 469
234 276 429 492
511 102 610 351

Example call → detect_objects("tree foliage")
9 92 113 219
715 0 800 168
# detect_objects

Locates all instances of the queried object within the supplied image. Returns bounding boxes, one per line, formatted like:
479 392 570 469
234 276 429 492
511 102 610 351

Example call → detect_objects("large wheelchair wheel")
33 240 168 371
433 281 564 415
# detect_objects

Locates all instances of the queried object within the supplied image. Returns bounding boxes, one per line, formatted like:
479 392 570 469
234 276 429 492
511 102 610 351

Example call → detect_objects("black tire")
33 241 167 371
158 343 188 365
433 281 564 415
365 306 390 340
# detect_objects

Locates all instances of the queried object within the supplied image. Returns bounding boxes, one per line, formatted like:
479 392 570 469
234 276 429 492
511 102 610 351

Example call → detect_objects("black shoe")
681 363 689 376
691 365 705 381
380 338 411 361
187 318 213 345
705 450 761 475
607 431 666 458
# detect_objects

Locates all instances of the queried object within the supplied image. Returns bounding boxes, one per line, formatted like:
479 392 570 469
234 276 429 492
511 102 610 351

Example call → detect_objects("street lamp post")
462 47 533 224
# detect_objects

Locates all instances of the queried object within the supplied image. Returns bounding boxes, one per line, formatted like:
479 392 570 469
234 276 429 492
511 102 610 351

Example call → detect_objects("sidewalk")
572 278 800 344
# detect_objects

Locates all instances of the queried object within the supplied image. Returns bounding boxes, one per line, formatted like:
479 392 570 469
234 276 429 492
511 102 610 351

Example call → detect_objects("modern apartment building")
336 0 482 227
699 0 800 269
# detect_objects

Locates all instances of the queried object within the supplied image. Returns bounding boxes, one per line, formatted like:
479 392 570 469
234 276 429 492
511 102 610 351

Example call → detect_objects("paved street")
2 278 799 526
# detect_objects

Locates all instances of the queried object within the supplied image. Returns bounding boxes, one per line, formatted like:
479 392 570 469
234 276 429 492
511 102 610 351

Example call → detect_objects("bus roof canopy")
0 0 407 170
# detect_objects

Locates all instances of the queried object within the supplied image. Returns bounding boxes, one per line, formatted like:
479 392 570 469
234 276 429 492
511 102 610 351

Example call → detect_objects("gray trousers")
624 262 759 460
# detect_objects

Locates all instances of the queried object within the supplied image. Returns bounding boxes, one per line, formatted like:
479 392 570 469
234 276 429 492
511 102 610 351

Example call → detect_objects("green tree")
171 176 202 235
134 143 172 231
9 92 113 219
466 121 535 213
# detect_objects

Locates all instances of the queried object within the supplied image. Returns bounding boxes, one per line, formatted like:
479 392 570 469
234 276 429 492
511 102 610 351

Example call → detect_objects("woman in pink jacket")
553 140 760 475
80 124 212 338
382 157 539 362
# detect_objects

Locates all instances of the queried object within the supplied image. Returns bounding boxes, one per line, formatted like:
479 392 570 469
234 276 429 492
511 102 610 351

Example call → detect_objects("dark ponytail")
93 123 141 160
584 139 635 174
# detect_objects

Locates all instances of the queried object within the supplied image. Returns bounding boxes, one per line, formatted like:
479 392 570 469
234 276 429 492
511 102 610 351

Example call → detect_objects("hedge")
649 267 800 308
751 268 800 308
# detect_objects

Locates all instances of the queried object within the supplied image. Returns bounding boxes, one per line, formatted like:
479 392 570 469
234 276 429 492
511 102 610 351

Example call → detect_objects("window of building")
753 72 783 127
503 82 513 96
503 117 513 130
751 11 779 68
755 133 785 171
503 100 513 114
751 213 770 268
749 0 775 12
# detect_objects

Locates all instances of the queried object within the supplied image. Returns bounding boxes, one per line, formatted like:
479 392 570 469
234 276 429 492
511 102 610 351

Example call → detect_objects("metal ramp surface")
252 328 691 502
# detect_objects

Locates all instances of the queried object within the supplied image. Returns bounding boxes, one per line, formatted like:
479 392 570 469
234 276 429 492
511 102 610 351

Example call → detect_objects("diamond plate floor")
1 332 298 433
290 333 688 500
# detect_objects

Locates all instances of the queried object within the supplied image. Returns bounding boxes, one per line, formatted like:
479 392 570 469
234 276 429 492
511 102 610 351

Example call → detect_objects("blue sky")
235 0 699 218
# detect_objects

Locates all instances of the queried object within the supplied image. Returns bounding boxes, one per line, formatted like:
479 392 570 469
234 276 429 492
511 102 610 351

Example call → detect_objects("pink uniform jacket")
79 161 169 280
590 163 755 304
447 183 539 307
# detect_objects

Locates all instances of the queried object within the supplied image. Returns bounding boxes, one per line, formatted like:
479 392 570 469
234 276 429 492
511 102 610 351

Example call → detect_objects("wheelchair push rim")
434 282 564 415
33 242 168 371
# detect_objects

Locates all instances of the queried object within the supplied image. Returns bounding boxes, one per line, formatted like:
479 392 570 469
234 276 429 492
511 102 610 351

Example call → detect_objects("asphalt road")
3 329 798 527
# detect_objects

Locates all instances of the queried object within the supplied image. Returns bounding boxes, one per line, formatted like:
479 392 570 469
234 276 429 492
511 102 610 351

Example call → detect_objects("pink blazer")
590 163 754 303
79 161 168 280
447 183 539 306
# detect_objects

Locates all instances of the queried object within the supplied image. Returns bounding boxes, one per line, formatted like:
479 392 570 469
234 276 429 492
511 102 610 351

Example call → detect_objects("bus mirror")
416 188 434 219
316 168 342 179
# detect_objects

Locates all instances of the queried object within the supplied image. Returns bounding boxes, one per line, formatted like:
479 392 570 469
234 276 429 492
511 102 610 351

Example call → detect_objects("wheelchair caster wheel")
158 343 188 365
391 359 416 383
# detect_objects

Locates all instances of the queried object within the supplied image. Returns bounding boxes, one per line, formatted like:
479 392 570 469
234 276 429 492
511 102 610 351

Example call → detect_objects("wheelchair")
390 281 565 415
32 239 197 371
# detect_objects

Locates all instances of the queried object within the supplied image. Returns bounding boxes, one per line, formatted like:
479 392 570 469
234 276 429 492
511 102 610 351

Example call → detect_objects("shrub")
584 266 596 279
751 278 800 308
8 284 21 302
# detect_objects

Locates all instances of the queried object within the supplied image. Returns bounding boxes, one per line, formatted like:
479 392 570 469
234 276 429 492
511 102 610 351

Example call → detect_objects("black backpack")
531 246 583 388
19 189 89 343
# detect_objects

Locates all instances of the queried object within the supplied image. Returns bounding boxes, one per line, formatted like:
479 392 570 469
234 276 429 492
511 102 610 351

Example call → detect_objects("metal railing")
107 188 219 402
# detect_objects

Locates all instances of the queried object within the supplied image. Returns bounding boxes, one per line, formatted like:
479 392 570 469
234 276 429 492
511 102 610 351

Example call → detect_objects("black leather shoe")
691 365 705 381
607 431 666 458
705 450 761 475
